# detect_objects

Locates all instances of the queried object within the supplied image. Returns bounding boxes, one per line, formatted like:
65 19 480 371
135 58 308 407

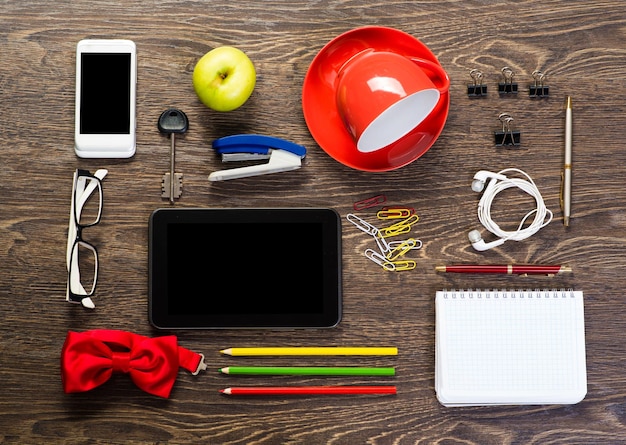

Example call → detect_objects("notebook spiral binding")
441 289 576 299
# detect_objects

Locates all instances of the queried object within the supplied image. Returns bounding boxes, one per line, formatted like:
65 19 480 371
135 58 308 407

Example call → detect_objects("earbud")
471 170 508 193
468 229 506 251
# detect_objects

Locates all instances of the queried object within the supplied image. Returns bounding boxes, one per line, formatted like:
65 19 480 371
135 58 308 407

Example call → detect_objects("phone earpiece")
471 170 508 193
471 178 487 192
468 229 506 251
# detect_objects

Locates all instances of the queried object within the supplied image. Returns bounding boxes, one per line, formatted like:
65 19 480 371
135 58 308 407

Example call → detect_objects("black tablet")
149 208 342 329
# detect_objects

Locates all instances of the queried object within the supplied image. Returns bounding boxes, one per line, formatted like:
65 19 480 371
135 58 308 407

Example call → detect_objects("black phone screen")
79 53 131 134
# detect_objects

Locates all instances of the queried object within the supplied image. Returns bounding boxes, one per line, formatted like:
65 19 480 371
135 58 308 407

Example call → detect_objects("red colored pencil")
220 386 397 396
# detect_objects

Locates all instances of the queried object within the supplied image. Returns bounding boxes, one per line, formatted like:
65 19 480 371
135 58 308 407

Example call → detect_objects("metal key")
158 108 188 203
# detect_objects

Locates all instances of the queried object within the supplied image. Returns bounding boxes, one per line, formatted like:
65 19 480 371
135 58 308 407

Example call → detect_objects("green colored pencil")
219 366 395 376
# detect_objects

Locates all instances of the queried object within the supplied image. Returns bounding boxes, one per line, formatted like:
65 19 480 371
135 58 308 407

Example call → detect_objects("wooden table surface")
2 1 626 443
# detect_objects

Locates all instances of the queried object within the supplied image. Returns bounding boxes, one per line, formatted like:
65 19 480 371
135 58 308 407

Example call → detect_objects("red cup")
335 50 449 154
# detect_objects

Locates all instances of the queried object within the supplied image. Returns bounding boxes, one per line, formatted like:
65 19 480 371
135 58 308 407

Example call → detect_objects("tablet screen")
149 208 342 328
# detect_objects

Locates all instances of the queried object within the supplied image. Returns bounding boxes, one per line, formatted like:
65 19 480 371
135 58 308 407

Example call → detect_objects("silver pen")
561 96 572 226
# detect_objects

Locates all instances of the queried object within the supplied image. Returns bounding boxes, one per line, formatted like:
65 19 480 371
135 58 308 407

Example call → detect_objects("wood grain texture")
1 0 626 443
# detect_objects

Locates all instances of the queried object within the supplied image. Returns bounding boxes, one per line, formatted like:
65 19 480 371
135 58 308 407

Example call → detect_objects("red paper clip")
353 194 387 211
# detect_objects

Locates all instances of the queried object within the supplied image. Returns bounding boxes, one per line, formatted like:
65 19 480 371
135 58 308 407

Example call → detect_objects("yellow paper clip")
381 214 419 237
388 238 422 251
382 224 411 237
364 249 396 271
386 238 418 261
390 260 416 271
376 208 413 220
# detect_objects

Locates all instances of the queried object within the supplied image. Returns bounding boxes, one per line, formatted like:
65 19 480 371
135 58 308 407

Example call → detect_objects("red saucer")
302 27 450 172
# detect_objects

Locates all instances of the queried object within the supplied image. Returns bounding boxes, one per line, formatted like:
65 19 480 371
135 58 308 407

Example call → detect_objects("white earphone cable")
477 168 553 243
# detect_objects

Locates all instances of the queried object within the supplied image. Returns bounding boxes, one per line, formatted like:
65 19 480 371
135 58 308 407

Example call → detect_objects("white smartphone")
75 39 136 158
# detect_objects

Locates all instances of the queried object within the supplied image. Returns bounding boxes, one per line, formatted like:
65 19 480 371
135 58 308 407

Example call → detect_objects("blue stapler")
208 134 307 181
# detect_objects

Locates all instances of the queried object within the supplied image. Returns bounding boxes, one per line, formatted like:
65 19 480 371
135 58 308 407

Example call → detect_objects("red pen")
435 265 572 276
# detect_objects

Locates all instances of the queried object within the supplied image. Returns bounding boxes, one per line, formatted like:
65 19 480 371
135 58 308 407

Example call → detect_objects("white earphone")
470 170 509 193
468 229 506 251
469 168 553 251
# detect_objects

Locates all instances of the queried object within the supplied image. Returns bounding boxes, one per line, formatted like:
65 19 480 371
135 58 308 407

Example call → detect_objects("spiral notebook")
435 289 586 407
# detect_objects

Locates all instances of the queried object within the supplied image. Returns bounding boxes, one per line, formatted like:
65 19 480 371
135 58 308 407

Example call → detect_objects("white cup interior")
357 88 440 153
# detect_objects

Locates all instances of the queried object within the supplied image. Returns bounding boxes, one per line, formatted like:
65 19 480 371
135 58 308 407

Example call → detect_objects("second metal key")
158 108 189 203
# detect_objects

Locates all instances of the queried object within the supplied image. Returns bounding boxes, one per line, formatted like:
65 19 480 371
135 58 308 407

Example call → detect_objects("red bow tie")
61 330 205 398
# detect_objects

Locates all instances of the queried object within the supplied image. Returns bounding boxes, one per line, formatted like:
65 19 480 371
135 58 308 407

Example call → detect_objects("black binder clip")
529 70 549 98
467 69 487 97
494 113 521 147
498 67 518 95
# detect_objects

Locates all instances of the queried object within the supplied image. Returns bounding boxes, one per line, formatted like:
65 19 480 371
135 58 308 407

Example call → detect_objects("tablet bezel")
148 207 342 329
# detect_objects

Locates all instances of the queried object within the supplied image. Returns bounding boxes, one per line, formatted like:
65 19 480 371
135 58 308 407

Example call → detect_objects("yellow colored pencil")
219 347 398 356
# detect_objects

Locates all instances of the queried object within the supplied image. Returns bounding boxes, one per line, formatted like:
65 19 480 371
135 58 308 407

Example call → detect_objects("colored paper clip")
346 213 378 236
386 238 418 261
382 224 411 237
377 208 414 219
390 260 416 271
365 249 395 271
388 238 422 251
208 134 306 181
380 214 420 237
353 194 386 211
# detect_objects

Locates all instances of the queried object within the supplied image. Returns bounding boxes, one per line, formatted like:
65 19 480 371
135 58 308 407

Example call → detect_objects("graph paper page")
435 290 586 406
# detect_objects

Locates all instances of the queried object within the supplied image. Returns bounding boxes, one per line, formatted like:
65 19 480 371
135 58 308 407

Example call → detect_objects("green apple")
192 46 256 112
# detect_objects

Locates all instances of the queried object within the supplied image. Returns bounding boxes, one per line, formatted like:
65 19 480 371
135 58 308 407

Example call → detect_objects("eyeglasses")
66 168 107 309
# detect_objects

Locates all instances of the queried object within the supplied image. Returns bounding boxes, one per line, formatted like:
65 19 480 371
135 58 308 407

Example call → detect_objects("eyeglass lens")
74 175 102 227
70 241 98 296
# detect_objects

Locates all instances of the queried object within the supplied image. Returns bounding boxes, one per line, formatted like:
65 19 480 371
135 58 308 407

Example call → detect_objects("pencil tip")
219 367 229 374
220 388 231 395
220 348 232 355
